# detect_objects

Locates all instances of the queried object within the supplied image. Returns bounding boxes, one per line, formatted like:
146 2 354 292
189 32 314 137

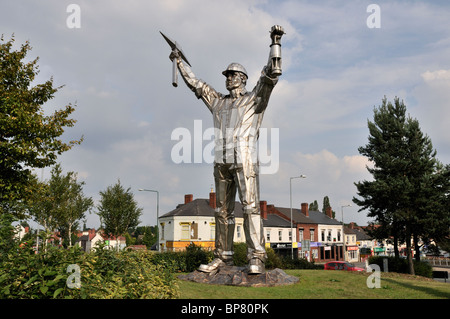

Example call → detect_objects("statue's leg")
198 163 236 273
234 156 267 274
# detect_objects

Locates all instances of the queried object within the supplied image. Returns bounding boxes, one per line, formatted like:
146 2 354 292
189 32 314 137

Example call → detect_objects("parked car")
324 261 364 272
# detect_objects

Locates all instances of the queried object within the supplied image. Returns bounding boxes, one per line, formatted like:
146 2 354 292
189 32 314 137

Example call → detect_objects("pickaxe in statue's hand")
160 31 191 87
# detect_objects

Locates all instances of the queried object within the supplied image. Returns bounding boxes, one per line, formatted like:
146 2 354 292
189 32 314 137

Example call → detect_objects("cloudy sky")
2 0 449 228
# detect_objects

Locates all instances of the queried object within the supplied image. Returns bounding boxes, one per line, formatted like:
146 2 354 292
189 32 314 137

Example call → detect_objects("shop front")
374 247 385 255
346 245 359 262
298 241 321 261
317 244 344 262
270 242 298 258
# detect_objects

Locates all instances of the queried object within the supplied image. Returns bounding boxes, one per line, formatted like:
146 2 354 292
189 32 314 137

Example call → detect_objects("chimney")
301 203 309 217
185 194 193 204
350 222 355 229
209 191 216 209
260 201 268 220
326 207 333 218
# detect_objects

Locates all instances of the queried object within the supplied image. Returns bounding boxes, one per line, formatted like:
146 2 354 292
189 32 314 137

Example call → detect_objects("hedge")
146 242 318 271
0 214 179 299
0 243 180 299
368 256 433 278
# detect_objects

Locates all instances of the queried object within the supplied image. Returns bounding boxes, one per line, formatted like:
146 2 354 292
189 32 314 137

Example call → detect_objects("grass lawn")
177 269 450 299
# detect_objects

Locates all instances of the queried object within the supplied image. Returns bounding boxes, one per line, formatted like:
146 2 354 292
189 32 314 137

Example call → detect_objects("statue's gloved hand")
169 50 181 63
270 25 285 44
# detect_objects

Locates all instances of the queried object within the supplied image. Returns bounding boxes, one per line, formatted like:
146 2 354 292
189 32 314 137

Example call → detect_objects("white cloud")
421 69 450 82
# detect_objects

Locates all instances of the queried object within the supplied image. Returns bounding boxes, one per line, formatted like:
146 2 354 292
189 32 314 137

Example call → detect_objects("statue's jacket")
178 61 279 166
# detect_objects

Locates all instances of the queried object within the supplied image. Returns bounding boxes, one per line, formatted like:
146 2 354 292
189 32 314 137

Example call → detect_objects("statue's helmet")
222 63 248 79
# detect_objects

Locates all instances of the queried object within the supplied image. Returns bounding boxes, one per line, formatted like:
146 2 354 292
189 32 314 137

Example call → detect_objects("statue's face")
225 72 243 91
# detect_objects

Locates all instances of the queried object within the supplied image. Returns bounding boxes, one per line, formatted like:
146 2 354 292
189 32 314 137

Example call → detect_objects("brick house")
260 200 297 257
264 203 345 262
159 192 347 263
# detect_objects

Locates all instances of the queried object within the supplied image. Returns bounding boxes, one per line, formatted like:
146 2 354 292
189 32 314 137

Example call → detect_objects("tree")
321 196 335 218
0 35 82 213
413 162 450 259
97 180 142 246
28 164 93 247
309 200 319 211
142 226 157 248
353 97 447 274
28 176 57 244
322 196 331 214
52 164 93 246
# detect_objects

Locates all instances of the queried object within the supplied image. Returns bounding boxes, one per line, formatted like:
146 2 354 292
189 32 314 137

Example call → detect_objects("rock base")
178 266 299 287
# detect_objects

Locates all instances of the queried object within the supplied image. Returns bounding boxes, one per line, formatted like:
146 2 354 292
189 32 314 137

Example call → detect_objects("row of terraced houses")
13 190 392 262
158 191 378 263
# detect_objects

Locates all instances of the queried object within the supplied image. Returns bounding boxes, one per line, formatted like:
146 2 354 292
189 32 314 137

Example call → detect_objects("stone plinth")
178 266 299 287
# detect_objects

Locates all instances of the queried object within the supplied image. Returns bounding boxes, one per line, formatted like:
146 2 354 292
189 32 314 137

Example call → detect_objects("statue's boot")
198 258 232 273
248 256 265 275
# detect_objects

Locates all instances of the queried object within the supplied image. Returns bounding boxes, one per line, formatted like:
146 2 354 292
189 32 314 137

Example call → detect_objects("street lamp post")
341 204 351 261
139 189 160 252
290 175 306 260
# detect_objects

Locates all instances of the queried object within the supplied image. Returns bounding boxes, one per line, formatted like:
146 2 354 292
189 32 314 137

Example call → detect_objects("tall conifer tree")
353 97 448 274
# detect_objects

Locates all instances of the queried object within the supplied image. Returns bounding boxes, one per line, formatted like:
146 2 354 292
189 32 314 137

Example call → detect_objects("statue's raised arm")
267 24 285 77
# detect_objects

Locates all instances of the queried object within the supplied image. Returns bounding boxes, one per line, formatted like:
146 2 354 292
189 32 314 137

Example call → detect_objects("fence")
425 257 450 267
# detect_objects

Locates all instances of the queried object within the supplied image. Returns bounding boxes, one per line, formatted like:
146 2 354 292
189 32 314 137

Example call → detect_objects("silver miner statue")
165 25 285 274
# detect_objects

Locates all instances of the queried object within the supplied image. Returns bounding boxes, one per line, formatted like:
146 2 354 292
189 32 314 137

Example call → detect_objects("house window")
321 230 325 242
337 230 341 242
288 230 292 242
327 230 332 241
180 223 190 240
266 230 271 242
237 225 242 239
299 229 304 241
310 229 315 241
278 230 282 241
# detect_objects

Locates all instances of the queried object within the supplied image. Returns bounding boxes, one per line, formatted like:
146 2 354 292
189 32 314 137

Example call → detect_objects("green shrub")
265 247 283 269
413 259 433 278
281 256 318 269
233 243 285 269
0 246 180 299
81 250 179 299
185 243 213 272
0 243 84 299
0 219 179 298
147 250 189 272
233 242 248 266
368 256 433 278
